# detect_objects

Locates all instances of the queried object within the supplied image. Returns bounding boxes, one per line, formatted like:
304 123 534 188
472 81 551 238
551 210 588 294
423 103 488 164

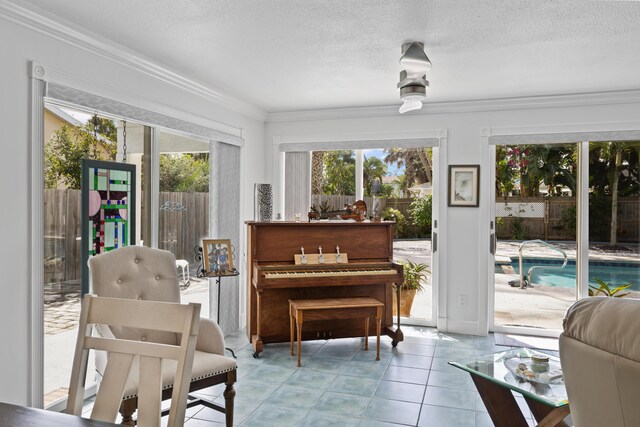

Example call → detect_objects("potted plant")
393 259 430 317
588 278 632 298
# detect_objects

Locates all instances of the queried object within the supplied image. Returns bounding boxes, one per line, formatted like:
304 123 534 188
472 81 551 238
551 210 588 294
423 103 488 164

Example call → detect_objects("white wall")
266 101 640 336
0 17 266 405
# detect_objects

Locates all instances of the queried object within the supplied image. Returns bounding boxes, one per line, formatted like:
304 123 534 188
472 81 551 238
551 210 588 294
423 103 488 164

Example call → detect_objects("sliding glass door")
490 139 640 335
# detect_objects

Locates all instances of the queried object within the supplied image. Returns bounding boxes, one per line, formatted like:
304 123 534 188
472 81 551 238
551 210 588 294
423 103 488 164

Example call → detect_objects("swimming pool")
498 257 640 291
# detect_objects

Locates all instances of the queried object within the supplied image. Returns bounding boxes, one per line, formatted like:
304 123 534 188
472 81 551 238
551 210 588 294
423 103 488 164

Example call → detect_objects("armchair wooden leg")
119 399 136 426
223 372 236 427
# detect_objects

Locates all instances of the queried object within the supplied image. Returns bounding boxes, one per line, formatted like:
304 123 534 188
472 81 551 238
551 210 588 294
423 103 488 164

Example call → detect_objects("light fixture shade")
398 41 431 114
399 99 423 114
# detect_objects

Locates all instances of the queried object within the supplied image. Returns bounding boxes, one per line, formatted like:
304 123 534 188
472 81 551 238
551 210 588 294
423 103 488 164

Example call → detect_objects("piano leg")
389 282 404 347
252 291 264 358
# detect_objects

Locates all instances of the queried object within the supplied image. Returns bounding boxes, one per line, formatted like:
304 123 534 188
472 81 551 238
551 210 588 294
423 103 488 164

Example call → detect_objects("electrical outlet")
459 294 468 306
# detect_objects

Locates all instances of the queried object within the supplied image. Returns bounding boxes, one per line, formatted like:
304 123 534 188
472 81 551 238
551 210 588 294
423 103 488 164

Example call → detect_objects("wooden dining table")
0 402 118 426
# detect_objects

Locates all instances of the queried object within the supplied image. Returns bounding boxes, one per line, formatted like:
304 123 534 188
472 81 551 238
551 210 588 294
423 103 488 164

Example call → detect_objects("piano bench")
288 297 384 367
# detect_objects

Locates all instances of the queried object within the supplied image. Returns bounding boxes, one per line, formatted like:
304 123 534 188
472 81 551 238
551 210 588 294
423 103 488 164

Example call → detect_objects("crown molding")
267 89 640 123
275 129 446 145
0 0 267 122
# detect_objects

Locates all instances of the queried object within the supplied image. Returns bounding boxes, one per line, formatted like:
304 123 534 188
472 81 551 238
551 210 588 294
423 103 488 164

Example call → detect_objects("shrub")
409 195 433 236
511 217 529 240
382 207 406 237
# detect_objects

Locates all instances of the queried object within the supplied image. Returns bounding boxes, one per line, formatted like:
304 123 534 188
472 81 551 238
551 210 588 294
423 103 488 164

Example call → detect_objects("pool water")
498 257 640 291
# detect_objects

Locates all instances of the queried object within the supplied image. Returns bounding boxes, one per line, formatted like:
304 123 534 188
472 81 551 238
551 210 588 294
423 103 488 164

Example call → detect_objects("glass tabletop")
448 347 568 408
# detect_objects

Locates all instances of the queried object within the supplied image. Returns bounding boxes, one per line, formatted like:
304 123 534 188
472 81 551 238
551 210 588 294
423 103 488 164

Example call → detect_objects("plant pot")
393 288 417 317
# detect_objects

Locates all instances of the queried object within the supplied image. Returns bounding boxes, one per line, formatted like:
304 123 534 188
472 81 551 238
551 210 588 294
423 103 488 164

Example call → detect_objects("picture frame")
448 165 480 207
202 239 234 275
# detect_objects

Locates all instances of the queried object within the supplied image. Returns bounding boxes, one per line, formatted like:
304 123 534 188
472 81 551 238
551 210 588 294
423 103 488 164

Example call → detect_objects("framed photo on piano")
202 238 234 275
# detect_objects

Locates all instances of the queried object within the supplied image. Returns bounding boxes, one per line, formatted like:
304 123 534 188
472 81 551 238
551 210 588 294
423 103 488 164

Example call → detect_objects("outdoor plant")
409 195 433 236
588 278 632 298
399 259 430 292
382 207 406 237
511 217 530 240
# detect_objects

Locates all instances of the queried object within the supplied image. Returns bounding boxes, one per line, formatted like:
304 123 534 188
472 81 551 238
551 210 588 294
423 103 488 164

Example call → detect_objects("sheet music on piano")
245 220 404 357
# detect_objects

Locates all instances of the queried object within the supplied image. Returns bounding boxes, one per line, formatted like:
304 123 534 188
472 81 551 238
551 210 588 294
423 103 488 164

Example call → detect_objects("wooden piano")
246 220 404 357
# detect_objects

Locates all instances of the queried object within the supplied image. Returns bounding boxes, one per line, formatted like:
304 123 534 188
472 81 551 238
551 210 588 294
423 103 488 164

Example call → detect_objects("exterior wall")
0 17 266 405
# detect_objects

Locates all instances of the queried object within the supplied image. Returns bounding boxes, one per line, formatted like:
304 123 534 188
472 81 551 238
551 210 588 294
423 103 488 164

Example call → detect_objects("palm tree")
383 148 432 186
392 174 411 197
589 141 640 246
311 151 324 195
363 156 388 196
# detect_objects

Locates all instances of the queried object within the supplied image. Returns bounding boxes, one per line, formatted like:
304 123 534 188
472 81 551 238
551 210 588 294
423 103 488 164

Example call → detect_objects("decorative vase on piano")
254 183 273 222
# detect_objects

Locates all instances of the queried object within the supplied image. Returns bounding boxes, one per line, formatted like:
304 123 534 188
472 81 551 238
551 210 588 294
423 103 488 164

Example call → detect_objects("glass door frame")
37 105 217 410
274 131 448 329
486 137 591 338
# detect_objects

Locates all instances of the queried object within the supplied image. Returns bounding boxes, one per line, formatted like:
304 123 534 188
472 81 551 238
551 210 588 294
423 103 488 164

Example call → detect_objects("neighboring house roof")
408 182 432 197
46 104 83 126
381 176 397 185
45 104 113 144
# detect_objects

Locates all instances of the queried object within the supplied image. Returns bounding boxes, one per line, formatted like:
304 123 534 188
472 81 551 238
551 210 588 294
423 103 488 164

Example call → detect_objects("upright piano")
245 221 404 356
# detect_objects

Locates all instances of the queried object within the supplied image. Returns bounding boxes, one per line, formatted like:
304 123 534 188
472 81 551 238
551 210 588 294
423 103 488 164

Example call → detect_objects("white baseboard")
444 320 484 336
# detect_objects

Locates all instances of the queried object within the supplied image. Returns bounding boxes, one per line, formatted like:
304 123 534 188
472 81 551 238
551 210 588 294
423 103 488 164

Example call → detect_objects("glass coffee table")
449 347 570 427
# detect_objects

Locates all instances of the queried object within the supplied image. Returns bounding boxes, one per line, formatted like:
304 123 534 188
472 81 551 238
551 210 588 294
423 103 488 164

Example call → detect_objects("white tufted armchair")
88 246 237 426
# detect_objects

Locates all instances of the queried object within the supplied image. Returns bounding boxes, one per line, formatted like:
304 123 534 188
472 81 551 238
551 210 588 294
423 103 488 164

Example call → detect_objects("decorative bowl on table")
503 354 564 385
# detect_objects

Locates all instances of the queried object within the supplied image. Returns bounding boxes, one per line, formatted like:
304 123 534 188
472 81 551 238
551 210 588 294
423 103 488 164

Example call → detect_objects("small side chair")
67 295 200 427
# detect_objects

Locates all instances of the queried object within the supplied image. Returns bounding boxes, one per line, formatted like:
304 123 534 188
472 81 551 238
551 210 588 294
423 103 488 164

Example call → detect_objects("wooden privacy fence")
41 191 640 284
310 195 418 220
495 196 639 242
310 194 421 225
157 191 209 263
43 190 208 285
313 194 639 242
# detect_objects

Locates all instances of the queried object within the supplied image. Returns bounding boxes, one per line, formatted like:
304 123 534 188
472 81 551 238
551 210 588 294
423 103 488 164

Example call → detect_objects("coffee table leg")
471 374 529 427
524 396 571 427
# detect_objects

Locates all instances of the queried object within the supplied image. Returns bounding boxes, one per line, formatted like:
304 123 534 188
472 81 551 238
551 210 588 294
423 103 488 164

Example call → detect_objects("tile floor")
168 326 559 426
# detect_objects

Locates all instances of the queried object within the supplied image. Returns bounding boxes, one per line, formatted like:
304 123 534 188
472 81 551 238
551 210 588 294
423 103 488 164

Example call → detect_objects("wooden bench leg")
376 309 381 361
296 316 303 367
364 317 369 351
289 311 294 357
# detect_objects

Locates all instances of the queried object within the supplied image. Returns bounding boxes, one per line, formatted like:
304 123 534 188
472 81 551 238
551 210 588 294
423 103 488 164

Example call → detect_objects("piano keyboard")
264 268 398 279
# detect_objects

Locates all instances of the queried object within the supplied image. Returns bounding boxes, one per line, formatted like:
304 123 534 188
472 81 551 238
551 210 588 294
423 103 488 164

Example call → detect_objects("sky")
363 148 402 176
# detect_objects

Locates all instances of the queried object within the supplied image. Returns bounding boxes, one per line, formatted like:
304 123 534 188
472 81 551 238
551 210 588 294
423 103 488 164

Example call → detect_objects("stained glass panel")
81 159 136 294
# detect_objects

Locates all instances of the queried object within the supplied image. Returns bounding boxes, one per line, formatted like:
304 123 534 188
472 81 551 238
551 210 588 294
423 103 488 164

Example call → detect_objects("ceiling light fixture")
398 41 431 113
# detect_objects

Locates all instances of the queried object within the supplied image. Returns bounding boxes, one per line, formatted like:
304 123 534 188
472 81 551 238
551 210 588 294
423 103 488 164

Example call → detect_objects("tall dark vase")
254 183 273 222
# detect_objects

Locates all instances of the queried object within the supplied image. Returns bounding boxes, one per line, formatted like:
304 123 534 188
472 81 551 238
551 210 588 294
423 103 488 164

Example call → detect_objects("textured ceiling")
19 0 640 113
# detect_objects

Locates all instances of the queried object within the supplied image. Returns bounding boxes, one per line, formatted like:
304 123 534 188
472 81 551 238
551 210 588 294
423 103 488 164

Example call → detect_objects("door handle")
433 232 438 253
490 233 495 255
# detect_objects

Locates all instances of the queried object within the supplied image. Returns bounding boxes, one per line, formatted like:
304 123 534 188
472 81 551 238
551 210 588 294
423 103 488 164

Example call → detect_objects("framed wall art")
448 164 480 207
